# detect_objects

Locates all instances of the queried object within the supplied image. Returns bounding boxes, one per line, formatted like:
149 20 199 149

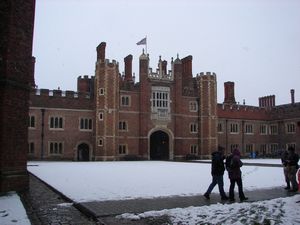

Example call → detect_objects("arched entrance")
77 143 90 161
150 131 169 160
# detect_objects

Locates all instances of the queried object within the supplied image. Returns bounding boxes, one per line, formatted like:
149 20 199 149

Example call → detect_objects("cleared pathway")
76 187 297 219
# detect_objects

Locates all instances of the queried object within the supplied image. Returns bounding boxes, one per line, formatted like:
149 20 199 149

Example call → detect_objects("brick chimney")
259 95 275 108
96 42 106 62
161 60 167 75
181 55 193 78
291 89 295 104
124 54 133 81
224 81 236 105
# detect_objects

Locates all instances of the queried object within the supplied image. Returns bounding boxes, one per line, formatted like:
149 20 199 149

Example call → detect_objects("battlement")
197 72 216 78
77 75 94 80
148 56 173 81
148 67 173 81
33 88 92 99
217 103 269 120
95 59 119 68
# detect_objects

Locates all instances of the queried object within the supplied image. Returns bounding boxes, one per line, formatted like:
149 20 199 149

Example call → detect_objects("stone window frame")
118 144 127 155
259 124 268 135
98 138 103 146
79 118 93 131
48 141 64 155
49 116 64 130
286 143 296 150
230 123 239 134
269 124 278 135
217 122 224 133
190 123 198 133
118 121 128 131
151 86 170 113
28 114 36 129
245 143 254 153
189 101 198 112
99 88 105 96
286 122 296 134
98 112 104 121
28 141 35 154
190 145 198 154
269 143 278 154
120 95 131 107
260 144 267 154
244 123 254 134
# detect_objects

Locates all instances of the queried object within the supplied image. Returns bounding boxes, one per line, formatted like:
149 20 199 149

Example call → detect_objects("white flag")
136 37 147 45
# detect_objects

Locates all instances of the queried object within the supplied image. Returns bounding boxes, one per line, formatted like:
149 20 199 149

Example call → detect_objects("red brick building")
28 42 300 161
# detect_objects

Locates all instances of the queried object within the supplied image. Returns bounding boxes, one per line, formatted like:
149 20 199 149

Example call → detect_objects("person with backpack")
226 148 248 201
203 146 229 200
286 146 299 192
281 149 291 190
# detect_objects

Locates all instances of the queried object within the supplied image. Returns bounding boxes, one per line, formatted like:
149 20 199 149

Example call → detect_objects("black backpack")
225 154 233 171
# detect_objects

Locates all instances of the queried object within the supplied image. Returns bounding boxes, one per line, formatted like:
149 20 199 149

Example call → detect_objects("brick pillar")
0 0 36 193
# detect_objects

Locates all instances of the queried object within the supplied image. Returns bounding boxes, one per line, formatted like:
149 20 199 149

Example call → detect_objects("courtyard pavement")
77 187 296 219
21 161 298 225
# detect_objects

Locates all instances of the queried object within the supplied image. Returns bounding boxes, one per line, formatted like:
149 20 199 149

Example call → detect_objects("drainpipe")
242 120 245 156
40 109 45 159
225 119 228 154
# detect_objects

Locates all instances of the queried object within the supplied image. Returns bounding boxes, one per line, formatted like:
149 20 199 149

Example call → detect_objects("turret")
139 49 149 80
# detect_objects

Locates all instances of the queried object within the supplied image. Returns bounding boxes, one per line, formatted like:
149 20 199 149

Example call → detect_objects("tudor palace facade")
28 42 300 161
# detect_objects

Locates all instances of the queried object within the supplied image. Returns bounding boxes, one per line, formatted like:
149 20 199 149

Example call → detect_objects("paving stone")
20 174 97 225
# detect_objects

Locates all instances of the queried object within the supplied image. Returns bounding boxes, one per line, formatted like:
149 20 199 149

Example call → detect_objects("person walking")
281 149 291 190
226 148 248 201
203 146 228 200
286 146 299 192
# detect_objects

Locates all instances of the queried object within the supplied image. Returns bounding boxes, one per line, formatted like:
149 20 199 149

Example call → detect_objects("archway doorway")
77 143 90 161
150 131 169 160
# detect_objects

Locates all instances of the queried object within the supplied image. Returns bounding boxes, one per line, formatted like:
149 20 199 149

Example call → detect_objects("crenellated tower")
198 72 218 157
94 42 120 160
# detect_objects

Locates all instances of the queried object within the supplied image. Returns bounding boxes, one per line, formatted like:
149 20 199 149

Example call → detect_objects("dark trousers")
205 175 227 197
229 178 246 200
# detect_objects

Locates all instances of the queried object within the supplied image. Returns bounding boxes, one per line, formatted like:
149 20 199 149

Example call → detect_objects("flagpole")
145 35 147 54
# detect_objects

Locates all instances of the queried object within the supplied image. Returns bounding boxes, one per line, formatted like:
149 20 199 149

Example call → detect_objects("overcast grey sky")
33 0 300 106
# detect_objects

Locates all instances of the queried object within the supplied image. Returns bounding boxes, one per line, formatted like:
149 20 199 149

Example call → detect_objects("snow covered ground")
0 192 31 225
27 160 285 202
1 159 297 225
119 195 300 225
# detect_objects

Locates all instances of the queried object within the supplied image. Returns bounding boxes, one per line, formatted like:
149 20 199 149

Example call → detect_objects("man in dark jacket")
286 146 299 192
227 148 248 201
203 147 228 200
281 149 290 190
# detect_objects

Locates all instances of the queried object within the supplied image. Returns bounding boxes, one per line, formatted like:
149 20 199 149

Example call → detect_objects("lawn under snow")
28 160 285 203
